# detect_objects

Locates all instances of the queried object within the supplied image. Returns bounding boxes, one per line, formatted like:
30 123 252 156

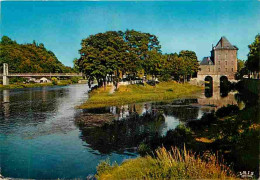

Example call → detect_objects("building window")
226 68 227 72
218 68 220 72
232 68 233 72
225 61 227 65
218 61 220 65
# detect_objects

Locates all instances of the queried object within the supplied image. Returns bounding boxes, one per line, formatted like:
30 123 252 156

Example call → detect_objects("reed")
96 146 236 180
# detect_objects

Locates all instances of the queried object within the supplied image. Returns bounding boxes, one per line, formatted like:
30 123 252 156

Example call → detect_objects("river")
0 84 253 179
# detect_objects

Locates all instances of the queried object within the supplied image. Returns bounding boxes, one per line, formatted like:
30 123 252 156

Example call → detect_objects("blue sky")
1 1 260 67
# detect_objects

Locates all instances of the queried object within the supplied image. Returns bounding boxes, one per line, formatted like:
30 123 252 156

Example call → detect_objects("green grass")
79 81 202 109
96 146 236 180
0 80 74 89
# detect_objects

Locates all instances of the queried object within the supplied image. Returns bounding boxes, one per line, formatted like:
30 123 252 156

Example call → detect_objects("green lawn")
79 81 202 109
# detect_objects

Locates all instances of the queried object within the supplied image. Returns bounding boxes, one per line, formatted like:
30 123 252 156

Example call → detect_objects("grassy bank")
96 146 236 180
0 80 75 90
79 81 202 109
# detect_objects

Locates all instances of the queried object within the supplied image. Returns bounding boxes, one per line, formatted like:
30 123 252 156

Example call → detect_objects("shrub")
216 105 239 118
138 143 152 156
51 77 58 85
9 77 26 84
96 146 236 179
71 76 80 84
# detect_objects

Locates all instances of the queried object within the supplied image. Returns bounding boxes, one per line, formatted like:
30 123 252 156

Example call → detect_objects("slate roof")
200 57 214 65
214 36 238 50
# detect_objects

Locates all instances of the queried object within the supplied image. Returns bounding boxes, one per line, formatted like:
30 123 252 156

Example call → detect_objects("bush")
70 76 80 83
216 105 239 118
51 77 58 85
159 73 171 82
138 143 152 156
9 77 26 84
96 146 236 179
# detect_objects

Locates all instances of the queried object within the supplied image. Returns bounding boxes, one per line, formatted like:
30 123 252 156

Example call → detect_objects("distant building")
38 77 50 83
197 36 238 83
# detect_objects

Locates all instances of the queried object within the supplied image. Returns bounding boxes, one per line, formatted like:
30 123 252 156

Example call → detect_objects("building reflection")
198 86 238 110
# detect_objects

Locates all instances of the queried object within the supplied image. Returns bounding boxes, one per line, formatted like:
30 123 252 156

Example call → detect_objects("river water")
0 84 246 179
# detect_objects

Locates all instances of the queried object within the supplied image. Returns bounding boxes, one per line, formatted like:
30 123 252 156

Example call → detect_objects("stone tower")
211 36 238 80
197 36 238 83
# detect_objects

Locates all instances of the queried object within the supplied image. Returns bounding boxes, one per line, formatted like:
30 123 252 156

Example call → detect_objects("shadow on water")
78 111 166 154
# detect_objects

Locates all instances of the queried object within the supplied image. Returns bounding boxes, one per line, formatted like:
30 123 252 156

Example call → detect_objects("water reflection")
77 86 243 156
0 85 89 138
2 90 10 117
198 86 238 111
0 83 250 179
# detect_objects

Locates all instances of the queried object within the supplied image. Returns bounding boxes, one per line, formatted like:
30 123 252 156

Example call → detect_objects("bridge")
1 63 83 85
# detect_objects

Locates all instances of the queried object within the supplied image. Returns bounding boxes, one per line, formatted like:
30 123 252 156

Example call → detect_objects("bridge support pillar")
3 63 9 85
3 76 9 85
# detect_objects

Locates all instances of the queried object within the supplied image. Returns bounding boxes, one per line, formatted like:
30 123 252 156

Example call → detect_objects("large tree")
78 30 162 86
78 31 128 87
179 50 199 81
245 34 260 78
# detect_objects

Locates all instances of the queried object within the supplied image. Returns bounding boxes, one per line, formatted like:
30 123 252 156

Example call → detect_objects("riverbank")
0 80 79 90
96 146 236 180
79 81 202 109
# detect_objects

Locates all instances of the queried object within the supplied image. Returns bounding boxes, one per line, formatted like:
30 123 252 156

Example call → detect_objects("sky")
1 1 260 67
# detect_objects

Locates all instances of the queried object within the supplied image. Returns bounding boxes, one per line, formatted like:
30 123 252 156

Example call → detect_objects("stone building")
197 36 238 84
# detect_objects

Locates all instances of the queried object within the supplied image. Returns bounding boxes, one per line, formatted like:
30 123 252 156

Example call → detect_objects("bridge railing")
0 73 83 77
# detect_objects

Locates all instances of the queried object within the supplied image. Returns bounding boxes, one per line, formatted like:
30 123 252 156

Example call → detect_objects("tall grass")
96 146 236 180
80 81 202 109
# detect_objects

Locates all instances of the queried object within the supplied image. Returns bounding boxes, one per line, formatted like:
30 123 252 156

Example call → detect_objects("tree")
0 36 73 73
245 34 260 78
235 59 246 80
1 36 16 45
73 58 80 72
124 30 161 79
78 31 127 87
78 30 162 87
179 50 199 81
143 50 164 79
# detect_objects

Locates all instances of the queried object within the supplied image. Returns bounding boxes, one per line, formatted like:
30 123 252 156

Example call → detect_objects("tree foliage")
78 30 199 86
245 34 260 76
0 36 74 73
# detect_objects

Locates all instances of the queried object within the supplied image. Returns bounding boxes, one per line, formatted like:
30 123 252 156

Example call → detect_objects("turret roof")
200 57 214 65
214 36 238 50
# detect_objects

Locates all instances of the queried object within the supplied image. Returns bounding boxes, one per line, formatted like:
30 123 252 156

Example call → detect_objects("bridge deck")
0 73 83 77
